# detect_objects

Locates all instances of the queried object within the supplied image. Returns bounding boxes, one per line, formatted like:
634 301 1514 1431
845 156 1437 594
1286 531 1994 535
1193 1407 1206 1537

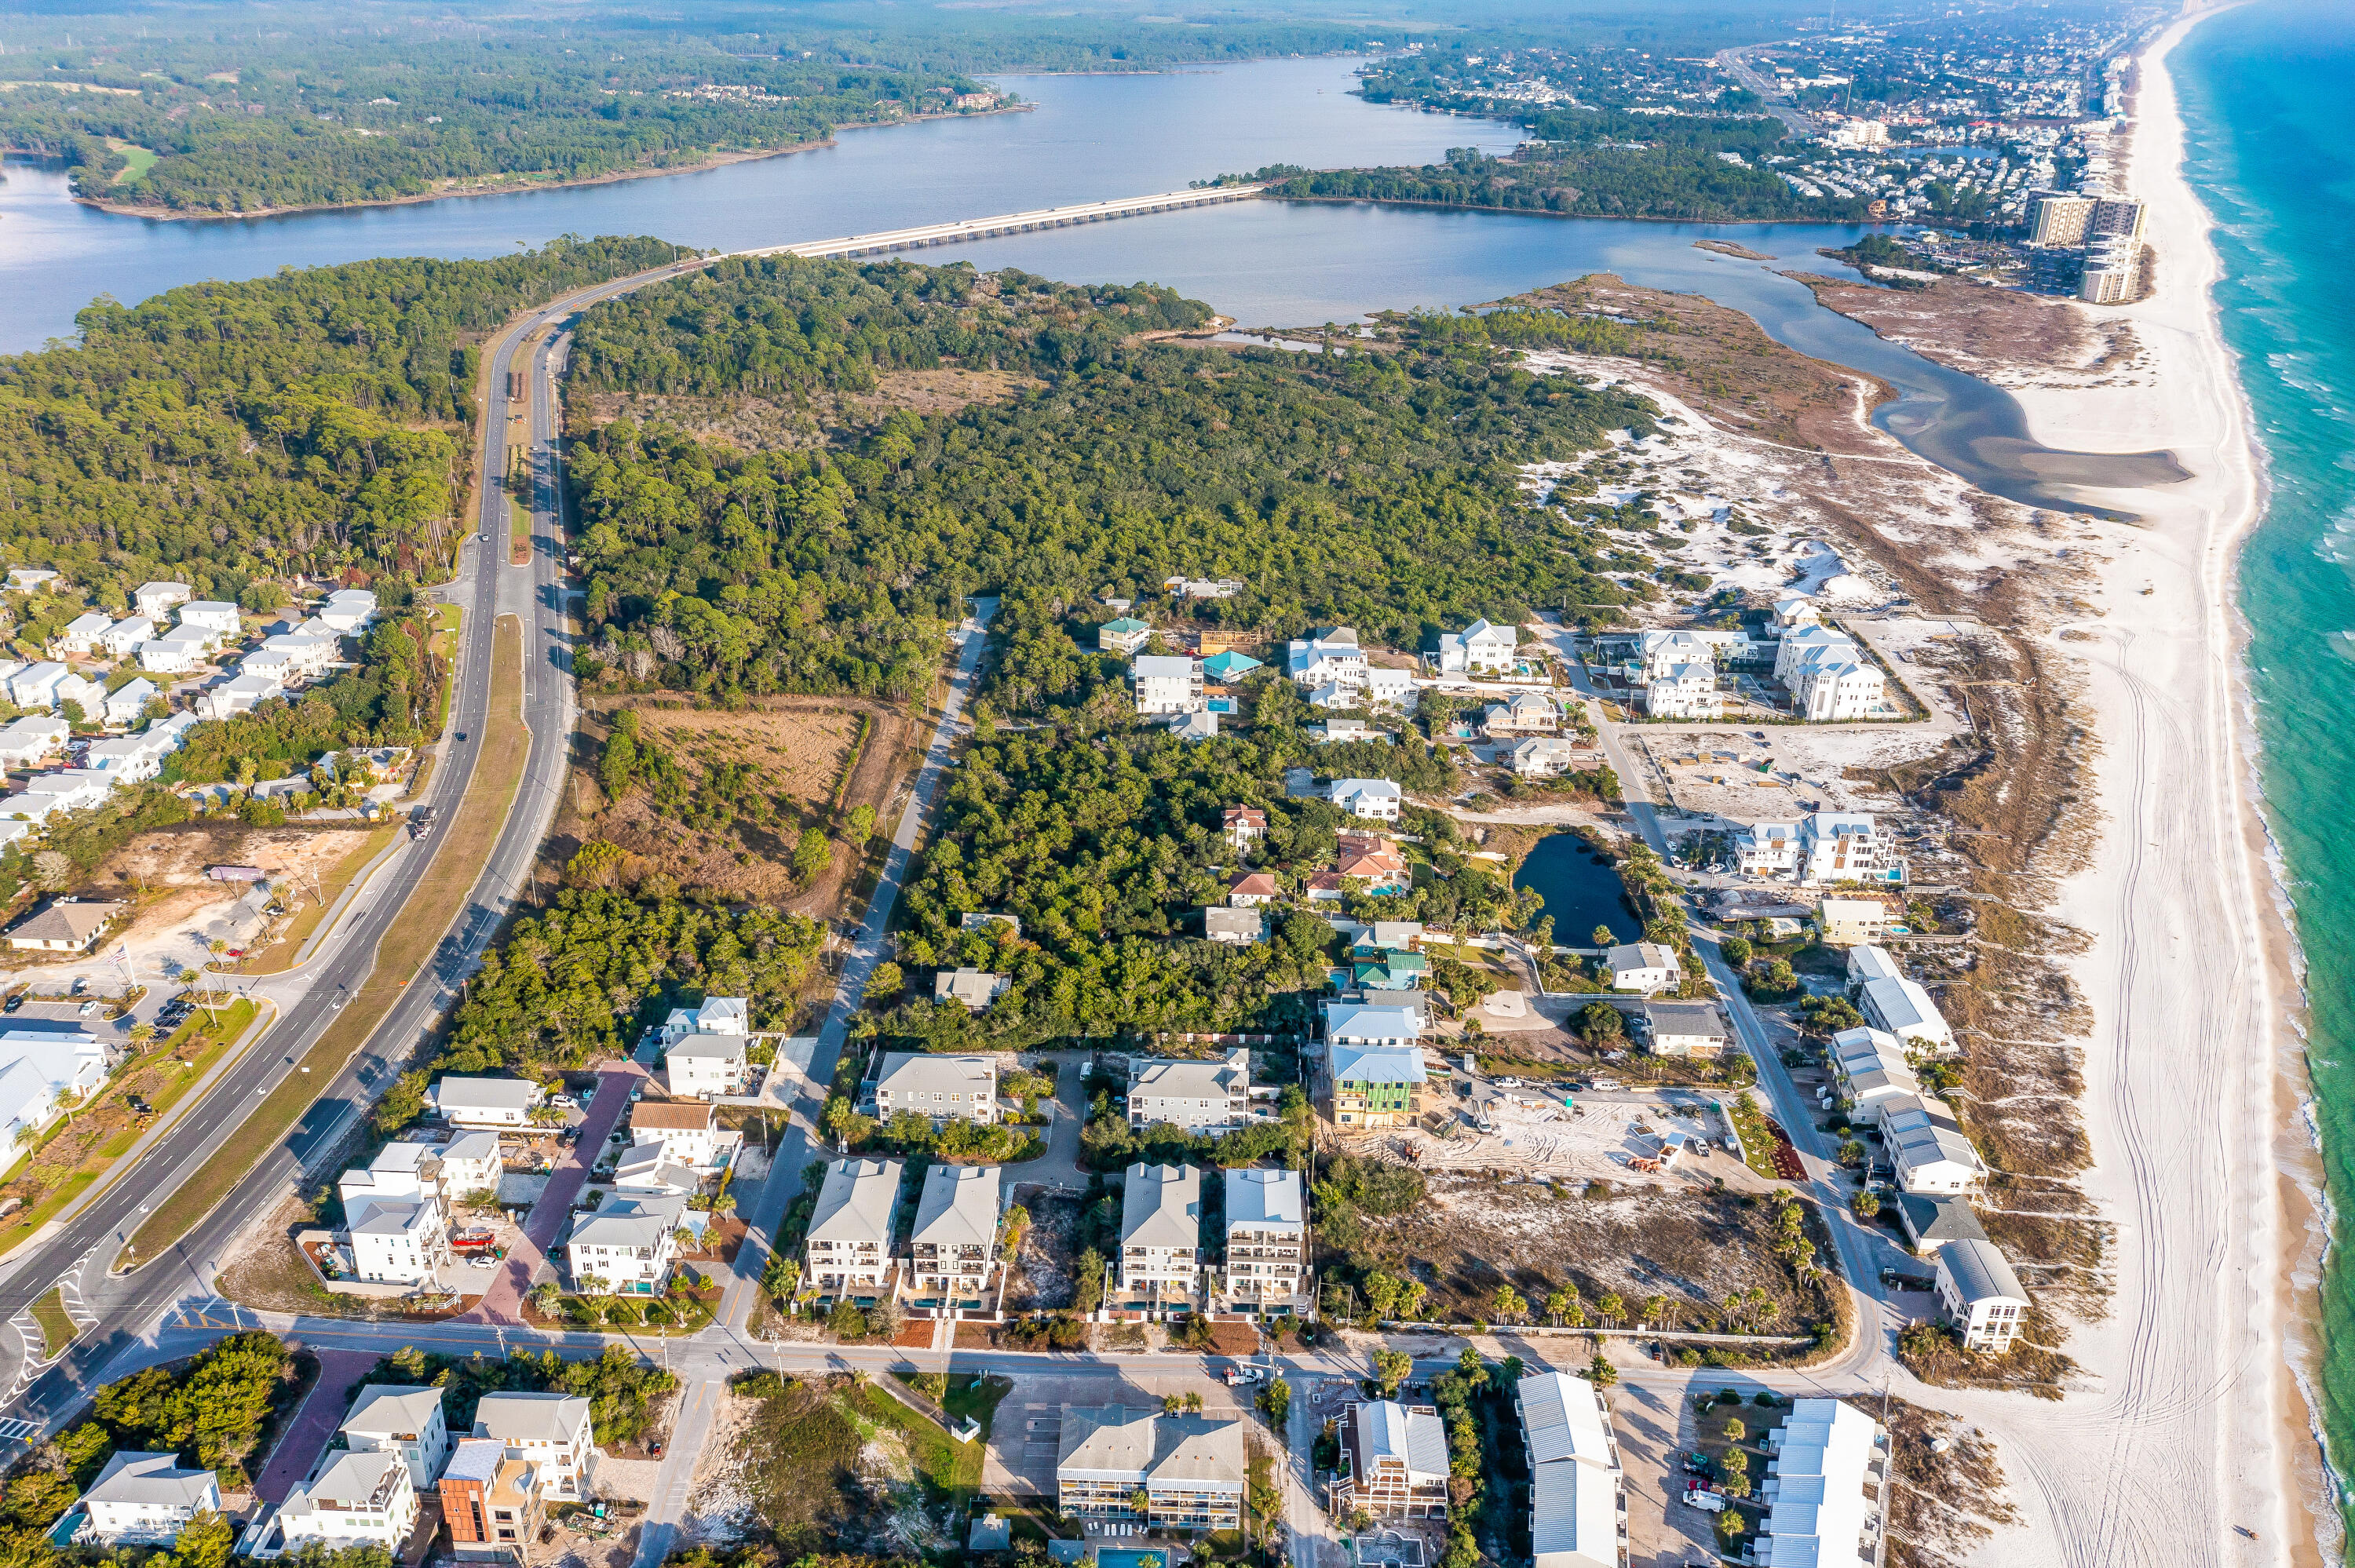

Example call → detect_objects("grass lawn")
120 617 530 1271
104 139 158 184
243 827 400 975
29 1289 77 1357
0 1001 262 1260
509 493 532 563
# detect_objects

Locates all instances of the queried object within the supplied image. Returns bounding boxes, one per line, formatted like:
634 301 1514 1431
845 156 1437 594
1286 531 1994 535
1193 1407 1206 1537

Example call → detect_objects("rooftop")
1119 1163 1201 1250
473 1391 593 1443
1225 1166 1304 1227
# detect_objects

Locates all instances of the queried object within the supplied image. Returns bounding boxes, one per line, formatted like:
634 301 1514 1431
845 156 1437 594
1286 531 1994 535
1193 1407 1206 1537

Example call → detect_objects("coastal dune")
1925 5 2324 1561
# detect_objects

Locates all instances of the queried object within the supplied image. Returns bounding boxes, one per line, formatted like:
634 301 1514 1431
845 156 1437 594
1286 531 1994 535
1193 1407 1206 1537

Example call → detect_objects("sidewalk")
464 1064 641 1324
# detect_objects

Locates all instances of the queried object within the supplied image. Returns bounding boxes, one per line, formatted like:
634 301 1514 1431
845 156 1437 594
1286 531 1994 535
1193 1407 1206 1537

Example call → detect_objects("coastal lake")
1513 835 1637 948
0 57 2156 512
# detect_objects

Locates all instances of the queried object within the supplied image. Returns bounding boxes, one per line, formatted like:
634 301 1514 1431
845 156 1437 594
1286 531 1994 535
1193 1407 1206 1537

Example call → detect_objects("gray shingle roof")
473 1391 592 1443
342 1385 444 1438
1056 1406 1246 1490
911 1162 1002 1252
84 1452 217 1509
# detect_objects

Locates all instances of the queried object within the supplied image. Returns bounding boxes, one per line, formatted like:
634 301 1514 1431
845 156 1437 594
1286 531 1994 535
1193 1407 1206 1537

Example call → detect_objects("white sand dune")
1916 5 2328 1563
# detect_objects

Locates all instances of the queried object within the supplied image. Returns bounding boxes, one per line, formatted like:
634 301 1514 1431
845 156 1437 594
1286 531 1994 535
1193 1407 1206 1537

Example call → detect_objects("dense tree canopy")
2 31 986 214
0 238 688 599
567 256 1659 699
392 888 823 1090
1260 138 1870 224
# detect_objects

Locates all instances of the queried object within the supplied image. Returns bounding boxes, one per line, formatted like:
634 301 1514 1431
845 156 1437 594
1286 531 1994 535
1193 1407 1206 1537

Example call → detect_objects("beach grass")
119 617 530 1270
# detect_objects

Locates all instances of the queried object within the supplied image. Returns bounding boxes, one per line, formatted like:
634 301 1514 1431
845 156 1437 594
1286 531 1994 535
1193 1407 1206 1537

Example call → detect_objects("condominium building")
1519 1370 1625 1568
1128 1048 1254 1132
1117 1162 1201 1304
868 1052 998 1125
1056 1407 1247 1531
907 1161 1003 1304
1759 1400 1886 1567
1222 1167 1305 1312
805 1156 903 1295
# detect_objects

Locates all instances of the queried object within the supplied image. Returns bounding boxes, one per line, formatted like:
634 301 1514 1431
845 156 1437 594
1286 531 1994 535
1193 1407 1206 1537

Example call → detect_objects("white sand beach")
1916 4 2331 1561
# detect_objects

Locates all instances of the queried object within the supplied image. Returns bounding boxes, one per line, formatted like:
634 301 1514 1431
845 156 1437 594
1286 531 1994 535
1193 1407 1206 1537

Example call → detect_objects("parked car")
1681 1483 1725 1514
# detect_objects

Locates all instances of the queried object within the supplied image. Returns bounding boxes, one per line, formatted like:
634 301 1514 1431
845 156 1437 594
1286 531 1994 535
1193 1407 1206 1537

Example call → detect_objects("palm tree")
1545 1288 1573 1326
1597 1291 1624 1329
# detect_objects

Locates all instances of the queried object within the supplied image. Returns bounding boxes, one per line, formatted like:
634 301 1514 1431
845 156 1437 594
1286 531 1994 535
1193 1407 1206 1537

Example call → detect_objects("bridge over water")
733 183 1269 262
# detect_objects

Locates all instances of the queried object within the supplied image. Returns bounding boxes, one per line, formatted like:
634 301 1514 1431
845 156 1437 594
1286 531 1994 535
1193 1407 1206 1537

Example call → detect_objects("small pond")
1512 833 1639 947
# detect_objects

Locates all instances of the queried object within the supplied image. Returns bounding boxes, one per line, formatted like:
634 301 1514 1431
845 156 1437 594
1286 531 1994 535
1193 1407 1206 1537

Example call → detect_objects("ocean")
2176 0 2355 1523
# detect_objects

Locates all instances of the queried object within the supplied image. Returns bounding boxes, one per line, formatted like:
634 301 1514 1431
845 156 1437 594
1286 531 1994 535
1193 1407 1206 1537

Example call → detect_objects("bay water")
2 57 2149 509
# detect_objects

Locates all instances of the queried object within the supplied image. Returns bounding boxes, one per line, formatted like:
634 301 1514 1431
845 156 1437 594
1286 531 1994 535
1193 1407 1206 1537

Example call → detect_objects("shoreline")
1948 3 2330 1562
1265 191 1879 228
60 105 1031 225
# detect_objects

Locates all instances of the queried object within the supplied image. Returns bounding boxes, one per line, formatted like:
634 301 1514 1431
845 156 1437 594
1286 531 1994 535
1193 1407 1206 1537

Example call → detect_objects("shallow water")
2176 0 2355 1525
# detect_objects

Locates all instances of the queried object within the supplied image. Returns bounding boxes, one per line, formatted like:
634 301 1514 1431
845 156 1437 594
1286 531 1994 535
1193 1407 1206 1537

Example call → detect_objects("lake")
1513 834 1639 948
0 55 2160 509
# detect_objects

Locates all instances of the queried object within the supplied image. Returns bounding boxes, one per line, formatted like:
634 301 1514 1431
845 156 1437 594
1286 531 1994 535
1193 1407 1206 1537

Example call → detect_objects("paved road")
1539 623 1902 1384
468 1067 642 1325
1713 45 1816 136
633 599 1000 1568
0 253 709 1428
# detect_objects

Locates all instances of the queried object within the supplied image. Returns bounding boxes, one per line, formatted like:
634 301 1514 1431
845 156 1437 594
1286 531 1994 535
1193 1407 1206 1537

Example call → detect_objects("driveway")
465 1065 641 1324
1005 1049 1091 1193
250 1347 381 1504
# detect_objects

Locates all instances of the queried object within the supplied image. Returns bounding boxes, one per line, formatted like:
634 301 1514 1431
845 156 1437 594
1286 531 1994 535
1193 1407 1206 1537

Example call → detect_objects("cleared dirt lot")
549 694 920 916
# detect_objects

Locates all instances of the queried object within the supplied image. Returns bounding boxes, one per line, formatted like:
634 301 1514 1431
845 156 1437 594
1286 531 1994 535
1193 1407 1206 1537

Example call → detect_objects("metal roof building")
1518 1371 1623 1568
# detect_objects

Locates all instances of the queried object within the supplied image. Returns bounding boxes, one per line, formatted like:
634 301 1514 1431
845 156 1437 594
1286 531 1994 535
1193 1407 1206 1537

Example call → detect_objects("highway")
0 189 1918 1550
0 251 707 1422
1714 45 1817 137
739 186 1265 262
0 187 1239 1428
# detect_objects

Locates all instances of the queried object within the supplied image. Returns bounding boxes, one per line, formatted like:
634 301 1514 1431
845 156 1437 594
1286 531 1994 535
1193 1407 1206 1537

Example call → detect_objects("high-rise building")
2089 197 2147 245
2079 235 2140 304
2028 193 2096 247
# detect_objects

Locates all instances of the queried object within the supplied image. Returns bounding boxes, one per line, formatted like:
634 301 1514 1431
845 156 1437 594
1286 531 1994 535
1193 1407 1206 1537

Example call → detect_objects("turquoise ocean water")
2177 0 2355 1512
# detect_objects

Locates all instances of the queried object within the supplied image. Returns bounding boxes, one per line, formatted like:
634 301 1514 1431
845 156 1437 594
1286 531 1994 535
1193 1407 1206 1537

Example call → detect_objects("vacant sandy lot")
94 823 382 892
631 705 859 806
1345 1170 1832 1334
